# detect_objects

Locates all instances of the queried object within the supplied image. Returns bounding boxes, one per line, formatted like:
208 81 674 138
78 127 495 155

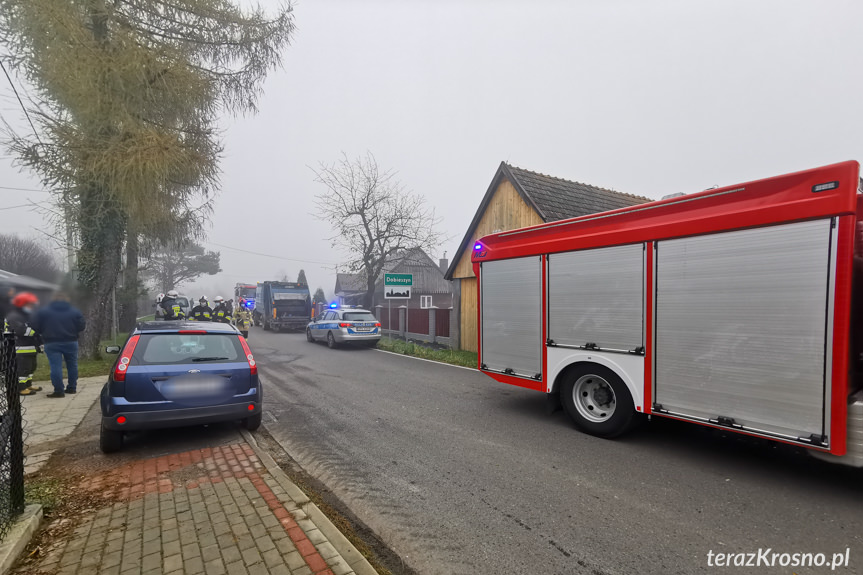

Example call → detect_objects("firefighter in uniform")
235 305 252 338
160 290 185 320
6 292 42 396
190 296 212 321
212 296 232 324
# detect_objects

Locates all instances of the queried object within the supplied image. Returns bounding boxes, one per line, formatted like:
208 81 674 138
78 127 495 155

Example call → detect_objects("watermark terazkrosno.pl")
707 548 851 570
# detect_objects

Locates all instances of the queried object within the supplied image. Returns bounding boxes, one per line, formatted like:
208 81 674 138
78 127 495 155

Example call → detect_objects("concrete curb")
239 427 378 575
0 504 42 575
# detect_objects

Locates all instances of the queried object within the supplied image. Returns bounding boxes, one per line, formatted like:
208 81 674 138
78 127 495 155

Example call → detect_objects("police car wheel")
327 332 337 349
306 328 314 342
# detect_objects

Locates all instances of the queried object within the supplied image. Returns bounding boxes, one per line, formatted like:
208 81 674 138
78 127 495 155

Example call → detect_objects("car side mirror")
105 345 121 354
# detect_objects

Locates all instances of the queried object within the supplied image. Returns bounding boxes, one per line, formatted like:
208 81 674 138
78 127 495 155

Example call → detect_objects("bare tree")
0 233 60 282
313 153 442 309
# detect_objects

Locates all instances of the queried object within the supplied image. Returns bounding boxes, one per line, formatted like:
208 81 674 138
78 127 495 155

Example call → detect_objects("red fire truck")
473 160 863 466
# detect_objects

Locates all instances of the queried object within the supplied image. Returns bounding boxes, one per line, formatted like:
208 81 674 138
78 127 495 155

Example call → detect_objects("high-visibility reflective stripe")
16 346 36 353
24 327 35 336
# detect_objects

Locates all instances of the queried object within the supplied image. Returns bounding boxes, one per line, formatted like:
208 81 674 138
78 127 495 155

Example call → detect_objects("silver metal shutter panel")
655 219 832 437
481 257 542 377
548 244 644 351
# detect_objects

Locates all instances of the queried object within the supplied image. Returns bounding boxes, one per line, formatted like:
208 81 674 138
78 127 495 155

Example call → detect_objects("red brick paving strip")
79 443 336 575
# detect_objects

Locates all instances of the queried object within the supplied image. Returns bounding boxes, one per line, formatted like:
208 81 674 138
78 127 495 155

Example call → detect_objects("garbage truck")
253 281 311 331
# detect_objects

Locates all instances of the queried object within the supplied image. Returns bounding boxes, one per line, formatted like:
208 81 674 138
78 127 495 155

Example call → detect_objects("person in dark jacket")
212 296 232 324
31 292 85 398
6 292 43 395
160 289 185 320
189 296 212 321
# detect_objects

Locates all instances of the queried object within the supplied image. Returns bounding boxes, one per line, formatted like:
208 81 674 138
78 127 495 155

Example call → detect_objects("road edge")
0 504 42 575
239 427 378 575
373 348 477 371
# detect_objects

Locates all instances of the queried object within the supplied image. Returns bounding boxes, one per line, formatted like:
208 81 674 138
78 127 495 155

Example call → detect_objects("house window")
420 295 433 309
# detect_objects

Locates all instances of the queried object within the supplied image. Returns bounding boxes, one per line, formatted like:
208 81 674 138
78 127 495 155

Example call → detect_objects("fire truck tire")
263 321 271 331
561 363 635 438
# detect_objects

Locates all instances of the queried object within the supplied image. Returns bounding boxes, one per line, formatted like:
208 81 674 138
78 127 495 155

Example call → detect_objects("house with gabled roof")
444 162 651 352
335 248 452 311
373 247 451 310
334 273 366 307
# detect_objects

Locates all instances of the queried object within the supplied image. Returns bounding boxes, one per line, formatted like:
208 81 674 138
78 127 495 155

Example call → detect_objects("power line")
0 59 41 145
0 185 51 193
0 202 45 211
204 241 337 266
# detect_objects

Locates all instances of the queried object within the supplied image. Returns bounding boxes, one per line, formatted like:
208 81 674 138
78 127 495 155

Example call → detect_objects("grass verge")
32 333 127 382
24 476 65 513
376 336 477 368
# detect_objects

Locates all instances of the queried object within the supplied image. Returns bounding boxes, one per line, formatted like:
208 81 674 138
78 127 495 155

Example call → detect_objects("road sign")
384 286 412 299
384 273 412 299
384 273 413 286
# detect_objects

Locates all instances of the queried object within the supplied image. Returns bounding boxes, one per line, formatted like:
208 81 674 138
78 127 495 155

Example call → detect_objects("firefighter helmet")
167 290 179 298
12 292 39 308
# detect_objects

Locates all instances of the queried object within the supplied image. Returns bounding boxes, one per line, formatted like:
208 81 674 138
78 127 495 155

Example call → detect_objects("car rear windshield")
343 312 377 322
132 333 244 365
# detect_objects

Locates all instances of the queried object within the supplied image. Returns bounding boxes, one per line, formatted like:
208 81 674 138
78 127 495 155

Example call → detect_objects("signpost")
384 273 413 337
384 273 413 299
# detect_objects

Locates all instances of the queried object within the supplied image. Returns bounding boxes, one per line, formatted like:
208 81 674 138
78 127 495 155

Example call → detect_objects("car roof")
335 308 372 314
134 321 239 334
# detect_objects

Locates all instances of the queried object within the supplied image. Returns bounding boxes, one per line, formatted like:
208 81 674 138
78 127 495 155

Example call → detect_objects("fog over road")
252 328 863 575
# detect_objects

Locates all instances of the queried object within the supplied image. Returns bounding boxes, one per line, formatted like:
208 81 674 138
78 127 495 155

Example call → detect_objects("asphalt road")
250 327 863 575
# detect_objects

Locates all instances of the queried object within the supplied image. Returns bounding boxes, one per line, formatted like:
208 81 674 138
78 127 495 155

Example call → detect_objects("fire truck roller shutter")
654 218 834 444
548 243 644 352
481 256 542 379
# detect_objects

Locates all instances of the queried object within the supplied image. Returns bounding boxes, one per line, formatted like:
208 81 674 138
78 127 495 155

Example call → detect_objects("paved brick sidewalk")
21 376 104 475
23 441 375 575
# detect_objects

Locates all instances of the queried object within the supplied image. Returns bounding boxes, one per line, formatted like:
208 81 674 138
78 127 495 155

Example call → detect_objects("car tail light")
375 322 381 327
239 336 257 375
113 335 140 382
339 322 352 328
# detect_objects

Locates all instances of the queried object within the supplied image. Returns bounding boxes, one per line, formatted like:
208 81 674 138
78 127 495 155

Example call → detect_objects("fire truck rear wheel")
561 363 635 438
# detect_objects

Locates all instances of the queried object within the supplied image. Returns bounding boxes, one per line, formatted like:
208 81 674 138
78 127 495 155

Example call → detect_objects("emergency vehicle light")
474 243 482 250
330 303 338 308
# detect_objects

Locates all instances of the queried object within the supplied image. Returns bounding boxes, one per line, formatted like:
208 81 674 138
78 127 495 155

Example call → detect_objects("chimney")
439 257 448 274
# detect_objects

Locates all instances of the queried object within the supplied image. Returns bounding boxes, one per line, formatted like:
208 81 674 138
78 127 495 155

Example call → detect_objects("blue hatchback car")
100 321 262 453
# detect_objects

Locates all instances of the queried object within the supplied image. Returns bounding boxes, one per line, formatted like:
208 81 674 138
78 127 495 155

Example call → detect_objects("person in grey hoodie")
31 292 86 398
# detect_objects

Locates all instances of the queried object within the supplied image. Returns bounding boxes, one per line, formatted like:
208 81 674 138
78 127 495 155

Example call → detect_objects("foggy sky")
2 0 862 302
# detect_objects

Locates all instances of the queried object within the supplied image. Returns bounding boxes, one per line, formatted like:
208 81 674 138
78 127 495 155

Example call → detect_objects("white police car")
306 307 382 348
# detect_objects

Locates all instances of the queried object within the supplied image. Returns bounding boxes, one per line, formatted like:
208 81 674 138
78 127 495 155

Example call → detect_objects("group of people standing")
159 291 252 338
1 285 86 398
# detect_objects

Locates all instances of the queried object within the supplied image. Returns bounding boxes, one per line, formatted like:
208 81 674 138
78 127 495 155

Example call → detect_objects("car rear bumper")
102 401 260 431
332 331 381 343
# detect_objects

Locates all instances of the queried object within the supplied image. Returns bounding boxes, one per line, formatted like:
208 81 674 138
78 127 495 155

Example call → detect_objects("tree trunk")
364 274 375 310
119 232 139 332
77 186 126 359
